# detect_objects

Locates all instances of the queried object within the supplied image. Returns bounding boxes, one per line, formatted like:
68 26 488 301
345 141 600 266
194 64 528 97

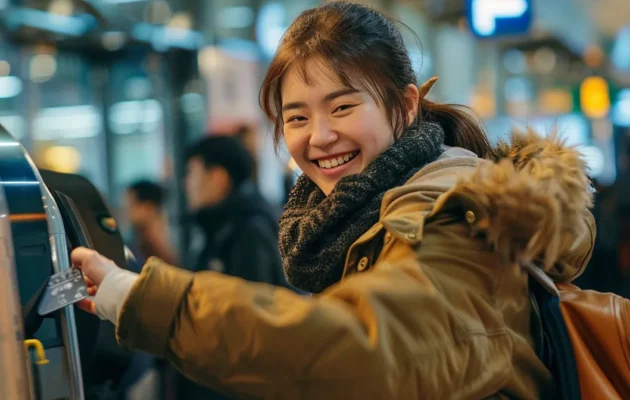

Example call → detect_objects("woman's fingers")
76 298 96 315
71 246 120 287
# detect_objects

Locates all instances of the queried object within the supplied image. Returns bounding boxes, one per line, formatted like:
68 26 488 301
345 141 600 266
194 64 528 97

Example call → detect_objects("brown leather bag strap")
522 261 560 297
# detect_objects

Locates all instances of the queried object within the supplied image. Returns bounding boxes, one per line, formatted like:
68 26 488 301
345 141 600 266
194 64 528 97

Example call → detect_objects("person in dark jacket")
176 134 290 399
184 134 287 283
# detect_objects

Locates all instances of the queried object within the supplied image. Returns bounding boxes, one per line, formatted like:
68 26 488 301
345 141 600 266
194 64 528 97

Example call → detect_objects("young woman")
72 2 595 399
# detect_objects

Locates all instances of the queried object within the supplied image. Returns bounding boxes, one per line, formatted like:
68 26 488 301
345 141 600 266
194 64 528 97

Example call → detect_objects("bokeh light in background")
580 76 611 119
41 145 81 173
256 3 287 58
29 54 57 83
0 76 23 98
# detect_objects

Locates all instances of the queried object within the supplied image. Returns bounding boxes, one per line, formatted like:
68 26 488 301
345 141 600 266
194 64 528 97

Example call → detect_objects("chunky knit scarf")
279 122 445 293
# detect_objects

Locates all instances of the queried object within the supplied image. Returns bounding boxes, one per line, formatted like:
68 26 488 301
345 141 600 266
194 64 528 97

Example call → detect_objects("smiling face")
281 61 403 195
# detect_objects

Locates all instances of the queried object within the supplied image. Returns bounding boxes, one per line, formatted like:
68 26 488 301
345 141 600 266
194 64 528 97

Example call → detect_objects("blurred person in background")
183 134 287 285
71 2 594 399
174 134 291 399
125 180 177 269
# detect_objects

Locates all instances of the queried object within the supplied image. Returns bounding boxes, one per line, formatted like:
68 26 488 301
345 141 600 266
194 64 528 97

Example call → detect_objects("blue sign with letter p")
467 0 532 38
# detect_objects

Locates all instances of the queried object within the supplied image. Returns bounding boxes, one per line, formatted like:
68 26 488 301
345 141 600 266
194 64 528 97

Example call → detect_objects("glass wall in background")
108 51 168 207
31 50 108 194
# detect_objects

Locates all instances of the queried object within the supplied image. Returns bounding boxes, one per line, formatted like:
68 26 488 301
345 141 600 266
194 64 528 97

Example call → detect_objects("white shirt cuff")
94 268 139 325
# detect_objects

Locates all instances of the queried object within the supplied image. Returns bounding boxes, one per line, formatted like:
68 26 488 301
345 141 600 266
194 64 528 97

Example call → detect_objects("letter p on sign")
467 0 532 38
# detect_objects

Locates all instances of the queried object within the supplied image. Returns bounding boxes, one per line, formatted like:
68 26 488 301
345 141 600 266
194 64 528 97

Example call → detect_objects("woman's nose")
309 119 338 148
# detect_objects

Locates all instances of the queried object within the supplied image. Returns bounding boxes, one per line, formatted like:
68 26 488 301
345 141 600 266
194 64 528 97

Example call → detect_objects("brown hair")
260 1 492 157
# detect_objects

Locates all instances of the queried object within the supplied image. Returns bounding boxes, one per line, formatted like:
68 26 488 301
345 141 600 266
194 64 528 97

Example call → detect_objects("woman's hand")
70 246 121 314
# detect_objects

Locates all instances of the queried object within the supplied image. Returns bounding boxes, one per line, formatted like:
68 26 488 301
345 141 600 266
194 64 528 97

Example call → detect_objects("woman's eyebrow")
282 88 359 112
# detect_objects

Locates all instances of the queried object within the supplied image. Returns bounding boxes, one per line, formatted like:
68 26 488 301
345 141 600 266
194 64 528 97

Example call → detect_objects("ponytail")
419 98 492 158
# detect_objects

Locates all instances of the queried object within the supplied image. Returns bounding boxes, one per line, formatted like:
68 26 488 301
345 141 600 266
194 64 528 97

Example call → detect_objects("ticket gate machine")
0 125 131 399
0 175 36 399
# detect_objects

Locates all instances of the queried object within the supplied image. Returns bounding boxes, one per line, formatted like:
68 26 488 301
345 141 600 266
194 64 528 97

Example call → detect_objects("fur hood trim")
448 128 593 270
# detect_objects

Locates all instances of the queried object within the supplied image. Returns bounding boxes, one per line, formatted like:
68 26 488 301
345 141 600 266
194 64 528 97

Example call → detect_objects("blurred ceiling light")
109 99 162 135
48 0 73 17
256 3 287 58
144 0 171 25
150 26 202 52
503 49 526 75
217 6 255 29
0 61 10 76
42 146 81 174
612 89 630 127
8 8 93 36
102 31 126 51
33 105 101 140
0 77 23 99
612 26 630 73
532 47 556 74
167 12 192 30
29 54 57 83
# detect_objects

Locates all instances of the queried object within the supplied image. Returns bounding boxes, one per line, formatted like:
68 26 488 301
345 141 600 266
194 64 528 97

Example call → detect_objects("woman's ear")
403 84 420 125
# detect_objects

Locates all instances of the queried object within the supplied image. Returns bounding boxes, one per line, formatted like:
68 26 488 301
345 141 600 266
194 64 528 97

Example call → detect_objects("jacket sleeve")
115 222 516 400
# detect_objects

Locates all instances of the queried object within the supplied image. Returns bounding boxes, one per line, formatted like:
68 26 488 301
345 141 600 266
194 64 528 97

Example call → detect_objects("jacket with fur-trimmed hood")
114 130 595 400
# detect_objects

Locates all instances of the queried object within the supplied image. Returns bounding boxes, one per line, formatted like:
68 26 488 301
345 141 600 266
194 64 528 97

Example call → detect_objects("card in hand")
38 268 89 316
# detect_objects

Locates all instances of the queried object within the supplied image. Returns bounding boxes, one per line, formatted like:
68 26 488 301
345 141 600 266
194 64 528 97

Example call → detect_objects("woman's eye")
287 116 307 123
333 104 355 113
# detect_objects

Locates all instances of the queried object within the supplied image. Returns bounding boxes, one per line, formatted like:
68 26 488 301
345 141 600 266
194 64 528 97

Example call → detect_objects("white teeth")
317 151 358 169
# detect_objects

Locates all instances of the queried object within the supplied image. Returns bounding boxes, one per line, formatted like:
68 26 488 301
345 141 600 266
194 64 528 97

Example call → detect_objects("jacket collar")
371 130 594 281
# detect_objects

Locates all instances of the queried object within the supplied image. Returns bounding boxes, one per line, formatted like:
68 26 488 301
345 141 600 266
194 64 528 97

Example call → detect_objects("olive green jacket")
115 130 595 399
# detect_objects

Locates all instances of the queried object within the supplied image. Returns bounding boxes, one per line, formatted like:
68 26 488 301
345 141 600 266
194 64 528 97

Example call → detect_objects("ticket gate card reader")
0 174 36 400
0 125 85 400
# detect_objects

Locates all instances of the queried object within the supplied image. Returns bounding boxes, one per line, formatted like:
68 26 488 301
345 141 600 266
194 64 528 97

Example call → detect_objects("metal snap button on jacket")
465 210 476 224
357 257 369 271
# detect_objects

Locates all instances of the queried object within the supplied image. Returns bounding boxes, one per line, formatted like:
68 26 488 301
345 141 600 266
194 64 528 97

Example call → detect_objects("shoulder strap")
522 261 560 296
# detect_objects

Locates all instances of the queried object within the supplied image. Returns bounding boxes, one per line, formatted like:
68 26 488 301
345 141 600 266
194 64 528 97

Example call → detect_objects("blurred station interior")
0 0 629 294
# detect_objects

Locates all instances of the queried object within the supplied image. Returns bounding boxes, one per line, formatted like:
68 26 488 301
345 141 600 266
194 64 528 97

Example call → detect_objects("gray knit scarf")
279 122 445 293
